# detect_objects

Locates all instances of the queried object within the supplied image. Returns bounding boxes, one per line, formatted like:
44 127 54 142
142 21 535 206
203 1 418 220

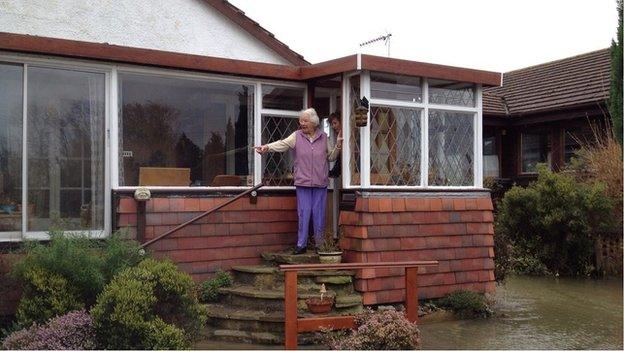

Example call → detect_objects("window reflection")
119 74 254 186
27 67 105 231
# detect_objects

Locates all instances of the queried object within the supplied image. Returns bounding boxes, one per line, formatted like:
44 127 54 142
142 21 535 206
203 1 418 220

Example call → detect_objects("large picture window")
0 63 106 236
27 67 105 231
119 74 254 187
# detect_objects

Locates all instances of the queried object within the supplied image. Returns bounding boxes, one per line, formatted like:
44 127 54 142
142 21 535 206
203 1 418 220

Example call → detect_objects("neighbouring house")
482 48 611 185
0 0 500 309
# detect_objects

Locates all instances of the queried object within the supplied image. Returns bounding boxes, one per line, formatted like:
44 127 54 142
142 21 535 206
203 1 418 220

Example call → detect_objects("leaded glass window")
428 110 474 186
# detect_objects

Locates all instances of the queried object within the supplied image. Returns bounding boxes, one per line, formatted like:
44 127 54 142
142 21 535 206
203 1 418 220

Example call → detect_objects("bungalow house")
482 48 611 185
0 0 500 307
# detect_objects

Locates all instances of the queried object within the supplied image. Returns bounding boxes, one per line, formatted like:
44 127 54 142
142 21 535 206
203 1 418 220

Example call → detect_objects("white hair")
300 108 320 127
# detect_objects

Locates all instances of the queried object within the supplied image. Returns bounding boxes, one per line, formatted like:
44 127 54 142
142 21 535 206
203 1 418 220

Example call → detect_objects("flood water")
420 275 623 350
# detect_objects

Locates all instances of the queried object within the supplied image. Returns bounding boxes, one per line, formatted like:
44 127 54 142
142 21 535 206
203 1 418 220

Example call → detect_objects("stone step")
219 285 336 311
206 328 320 345
205 303 364 337
231 264 356 290
261 250 319 265
218 285 362 313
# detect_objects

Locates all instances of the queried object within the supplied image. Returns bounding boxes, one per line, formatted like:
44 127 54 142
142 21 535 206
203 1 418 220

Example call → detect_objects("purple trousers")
296 186 327 248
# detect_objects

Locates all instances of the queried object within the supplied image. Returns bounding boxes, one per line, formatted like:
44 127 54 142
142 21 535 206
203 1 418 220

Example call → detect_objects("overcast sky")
228 0 618 73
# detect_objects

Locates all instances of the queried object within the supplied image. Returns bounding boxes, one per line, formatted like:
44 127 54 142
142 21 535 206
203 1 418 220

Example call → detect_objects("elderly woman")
255 108 342 254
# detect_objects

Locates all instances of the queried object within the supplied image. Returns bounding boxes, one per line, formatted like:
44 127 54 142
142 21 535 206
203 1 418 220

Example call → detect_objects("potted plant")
305 284 334 314
0 194 16 215
317 229 343 264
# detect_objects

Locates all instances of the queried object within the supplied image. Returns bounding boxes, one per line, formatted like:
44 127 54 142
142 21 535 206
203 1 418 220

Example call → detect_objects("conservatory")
0 31 499 301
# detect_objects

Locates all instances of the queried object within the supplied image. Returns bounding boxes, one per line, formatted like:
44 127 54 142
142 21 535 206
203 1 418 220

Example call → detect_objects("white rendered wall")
0 0 292 65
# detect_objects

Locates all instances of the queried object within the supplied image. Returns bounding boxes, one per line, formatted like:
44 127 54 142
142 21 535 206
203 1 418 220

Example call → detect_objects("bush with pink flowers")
323 308 420 350
1 309 95 350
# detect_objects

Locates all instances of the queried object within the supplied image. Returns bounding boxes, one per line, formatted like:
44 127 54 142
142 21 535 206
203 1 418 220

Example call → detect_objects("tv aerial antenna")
359 32 392 57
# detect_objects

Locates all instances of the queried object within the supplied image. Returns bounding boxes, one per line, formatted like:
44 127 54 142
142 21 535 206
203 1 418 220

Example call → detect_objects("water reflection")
420 275 623 350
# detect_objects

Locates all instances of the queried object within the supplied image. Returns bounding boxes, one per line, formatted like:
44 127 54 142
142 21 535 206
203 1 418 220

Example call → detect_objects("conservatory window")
0 64 23 236
118 73 255 187
428 110 475 186
371 73 422 102
260 84 305 186
348 75 361 186
369 105 422 186
428 79 475 107
27 67 106 231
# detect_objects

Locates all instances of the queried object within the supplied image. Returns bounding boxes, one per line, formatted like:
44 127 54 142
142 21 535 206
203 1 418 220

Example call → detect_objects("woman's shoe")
293 246 307 255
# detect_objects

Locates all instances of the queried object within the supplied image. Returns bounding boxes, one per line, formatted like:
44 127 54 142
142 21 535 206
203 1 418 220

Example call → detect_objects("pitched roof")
483 48 611 117
202 0 308 66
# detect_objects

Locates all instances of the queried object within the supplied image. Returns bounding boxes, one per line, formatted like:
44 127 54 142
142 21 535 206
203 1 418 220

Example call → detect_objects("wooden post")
405 267 419 323
284 271 298 350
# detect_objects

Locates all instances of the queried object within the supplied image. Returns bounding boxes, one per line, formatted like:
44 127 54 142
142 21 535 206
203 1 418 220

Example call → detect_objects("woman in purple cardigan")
255 108 342 254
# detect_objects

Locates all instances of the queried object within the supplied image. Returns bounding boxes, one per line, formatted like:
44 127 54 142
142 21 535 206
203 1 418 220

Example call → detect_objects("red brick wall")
339 193 496 305
116 194 298 281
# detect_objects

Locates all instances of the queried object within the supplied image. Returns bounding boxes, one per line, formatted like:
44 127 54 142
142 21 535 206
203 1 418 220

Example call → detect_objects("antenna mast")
359 33 392 57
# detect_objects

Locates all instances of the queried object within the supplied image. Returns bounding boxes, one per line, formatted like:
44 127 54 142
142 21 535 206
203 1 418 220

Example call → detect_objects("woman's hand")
254 145 269 154
336 130 343 149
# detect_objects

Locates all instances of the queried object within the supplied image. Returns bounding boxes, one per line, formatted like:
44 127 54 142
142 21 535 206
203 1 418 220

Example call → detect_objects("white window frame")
342 70 484 190
0 52 112 240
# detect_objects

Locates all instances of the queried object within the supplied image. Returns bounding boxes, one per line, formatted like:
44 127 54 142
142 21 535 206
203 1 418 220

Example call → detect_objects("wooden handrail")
140 183 264 249
279 261 439 271
279 260 438 350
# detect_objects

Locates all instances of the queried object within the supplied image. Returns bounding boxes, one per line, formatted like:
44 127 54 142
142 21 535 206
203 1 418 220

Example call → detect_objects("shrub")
496 165 614 276
11 231 145 327
323 308 420 350
437 290 492 318
91 258 207 350
199 270 233 303
567 125 623 233
1 309 95 350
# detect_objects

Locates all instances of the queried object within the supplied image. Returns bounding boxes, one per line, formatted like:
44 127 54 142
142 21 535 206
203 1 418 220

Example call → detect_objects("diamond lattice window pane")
370 105 421 186
348 75 361 185
261 115 299 186
428 110 474 186
428 79 475 107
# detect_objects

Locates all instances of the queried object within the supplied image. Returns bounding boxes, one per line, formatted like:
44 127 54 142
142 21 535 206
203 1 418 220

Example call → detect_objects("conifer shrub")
90 258 207 350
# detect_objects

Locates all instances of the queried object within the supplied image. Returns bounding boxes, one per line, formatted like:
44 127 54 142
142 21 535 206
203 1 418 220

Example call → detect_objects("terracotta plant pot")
305 297 334 314
318 251 343 264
